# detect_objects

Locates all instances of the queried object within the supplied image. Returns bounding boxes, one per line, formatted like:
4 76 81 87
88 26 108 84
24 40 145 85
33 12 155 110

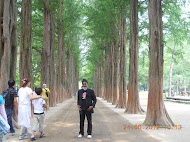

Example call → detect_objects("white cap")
43 84 47 88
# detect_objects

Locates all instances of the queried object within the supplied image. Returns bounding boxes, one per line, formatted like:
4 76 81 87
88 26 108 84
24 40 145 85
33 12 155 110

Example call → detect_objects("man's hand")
87 106 93 111
77 105 82 111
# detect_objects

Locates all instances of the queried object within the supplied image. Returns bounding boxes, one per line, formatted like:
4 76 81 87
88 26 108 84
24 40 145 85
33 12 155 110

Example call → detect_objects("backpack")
44 88 49 97
1 89 12 107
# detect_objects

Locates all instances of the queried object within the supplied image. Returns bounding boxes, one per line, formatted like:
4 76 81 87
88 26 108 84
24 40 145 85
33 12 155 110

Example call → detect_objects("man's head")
82 79 88 90
43 84 47 88
8 80 16 88
35 88 43 96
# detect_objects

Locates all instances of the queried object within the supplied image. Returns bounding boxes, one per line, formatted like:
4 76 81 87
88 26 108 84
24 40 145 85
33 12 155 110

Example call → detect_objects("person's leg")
31 115 38 137
0 134 4 142
5 108 15 134
19 125 27 138
79 110 85 135
39 114 45 136
86 111 92 135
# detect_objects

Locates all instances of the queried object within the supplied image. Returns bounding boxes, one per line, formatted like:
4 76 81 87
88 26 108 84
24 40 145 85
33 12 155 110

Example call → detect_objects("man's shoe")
11 133 15 136
40 134 46 138
30 136 36 141
19 136 28 140
87 135 92 139
78 134 83 138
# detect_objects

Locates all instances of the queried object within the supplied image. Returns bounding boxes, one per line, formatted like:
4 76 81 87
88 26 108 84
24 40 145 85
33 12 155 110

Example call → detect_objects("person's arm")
91 90 97 108
87 90 97 111
77 91 81 111
0 104 7 122
43 104 47 111
29 93 42 101
14 97 18 114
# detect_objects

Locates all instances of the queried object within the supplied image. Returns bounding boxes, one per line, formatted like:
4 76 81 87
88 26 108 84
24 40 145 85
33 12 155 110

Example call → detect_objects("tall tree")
117 6 127 108
0 0 18 127
41 0 56 106
19 0 33 86
125 0 144 113
56 0 65 103
143 0 174 126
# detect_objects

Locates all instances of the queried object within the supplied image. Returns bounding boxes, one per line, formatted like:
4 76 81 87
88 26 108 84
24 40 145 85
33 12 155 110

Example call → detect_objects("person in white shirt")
18 78 42 140
31 88 47 141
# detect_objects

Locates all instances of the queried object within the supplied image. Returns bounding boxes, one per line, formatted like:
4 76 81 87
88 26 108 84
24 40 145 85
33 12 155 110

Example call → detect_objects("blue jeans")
5 108 15 133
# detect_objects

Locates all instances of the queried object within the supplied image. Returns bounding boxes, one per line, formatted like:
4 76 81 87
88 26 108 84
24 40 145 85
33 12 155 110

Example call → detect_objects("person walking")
17 78 42 140
77 79 97 139
31 88 47 141
4 80 18 136
42 84 50 110
0 95 8 142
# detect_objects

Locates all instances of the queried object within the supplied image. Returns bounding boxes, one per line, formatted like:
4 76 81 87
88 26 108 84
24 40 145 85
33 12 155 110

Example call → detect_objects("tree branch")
32 46 42 55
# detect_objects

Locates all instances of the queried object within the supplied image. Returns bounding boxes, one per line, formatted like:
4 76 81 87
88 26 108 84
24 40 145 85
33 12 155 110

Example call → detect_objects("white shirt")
18 87 33 128
32 98 45 113
18 87 33 105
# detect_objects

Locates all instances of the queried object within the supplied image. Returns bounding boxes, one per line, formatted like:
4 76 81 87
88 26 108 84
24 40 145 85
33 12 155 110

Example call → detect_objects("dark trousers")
5 108 15 133
79 110 92 135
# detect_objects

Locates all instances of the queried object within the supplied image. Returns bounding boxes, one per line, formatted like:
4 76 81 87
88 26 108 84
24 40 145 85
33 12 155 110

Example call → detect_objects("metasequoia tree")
143 0 174 126
41 0 56 107
117 5 127 108
19 0 33 86
125 0 144 113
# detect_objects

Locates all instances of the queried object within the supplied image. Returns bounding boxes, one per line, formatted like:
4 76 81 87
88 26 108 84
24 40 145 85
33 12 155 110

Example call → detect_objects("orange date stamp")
123 125 182 130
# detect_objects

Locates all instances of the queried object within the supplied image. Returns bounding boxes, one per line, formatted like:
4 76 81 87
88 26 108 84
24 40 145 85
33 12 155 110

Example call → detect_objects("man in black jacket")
77 79 96 139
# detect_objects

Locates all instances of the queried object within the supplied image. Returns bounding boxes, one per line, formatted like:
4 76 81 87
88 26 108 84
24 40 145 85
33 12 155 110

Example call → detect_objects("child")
31 88 47 141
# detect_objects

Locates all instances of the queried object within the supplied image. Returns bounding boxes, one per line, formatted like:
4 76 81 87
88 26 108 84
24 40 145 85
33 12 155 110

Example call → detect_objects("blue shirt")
0 95 4 105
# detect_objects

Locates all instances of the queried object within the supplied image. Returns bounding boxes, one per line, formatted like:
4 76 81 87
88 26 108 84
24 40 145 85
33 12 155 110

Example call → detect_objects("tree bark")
49 13 56 107
0 0 18 127
116 6 127 108
56 0 65 103
41 0 56 107
125 0 144 114
143 0 174 126
19 0 33 87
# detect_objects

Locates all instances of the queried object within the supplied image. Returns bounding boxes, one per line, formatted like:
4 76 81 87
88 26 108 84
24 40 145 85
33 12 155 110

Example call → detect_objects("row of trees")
83 0 189 126
0 0 82 107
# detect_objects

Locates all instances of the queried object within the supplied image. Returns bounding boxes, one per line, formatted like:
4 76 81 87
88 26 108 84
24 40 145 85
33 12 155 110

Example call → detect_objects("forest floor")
7 92 190 142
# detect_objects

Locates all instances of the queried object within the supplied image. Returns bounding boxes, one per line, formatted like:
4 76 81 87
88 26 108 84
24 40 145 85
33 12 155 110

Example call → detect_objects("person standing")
0 95 7 142
4 80 18 136
77 79 97 139
42 84 50 110
18 78 42 140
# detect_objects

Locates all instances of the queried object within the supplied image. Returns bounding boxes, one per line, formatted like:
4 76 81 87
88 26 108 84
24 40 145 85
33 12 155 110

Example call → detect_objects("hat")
43 84 47 88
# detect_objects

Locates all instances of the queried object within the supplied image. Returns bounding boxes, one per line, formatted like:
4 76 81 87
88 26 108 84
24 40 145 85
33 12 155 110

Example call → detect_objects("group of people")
0 78 50 141
0 78 97 141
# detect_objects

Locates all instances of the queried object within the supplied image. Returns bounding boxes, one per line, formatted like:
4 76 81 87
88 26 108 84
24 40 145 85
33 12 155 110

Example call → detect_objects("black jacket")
77 88 97 112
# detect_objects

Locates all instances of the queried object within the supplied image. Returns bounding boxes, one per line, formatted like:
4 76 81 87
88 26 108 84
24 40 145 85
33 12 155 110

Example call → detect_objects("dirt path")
21 98 160 142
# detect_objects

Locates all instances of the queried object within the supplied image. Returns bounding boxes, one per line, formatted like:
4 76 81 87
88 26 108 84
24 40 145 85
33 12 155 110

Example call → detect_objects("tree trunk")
116 6 126 108
19 0 32 87
0 0 18 128
168 43 176 97
143 0 174 126
125 0 144 114
41 1 56 107
112 27 119 105
49 13 56 107
56 1 65 104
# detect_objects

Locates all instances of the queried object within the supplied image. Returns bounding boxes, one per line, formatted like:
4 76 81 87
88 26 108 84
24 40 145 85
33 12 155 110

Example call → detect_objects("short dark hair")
8 80 15 87
35 88 42 95
82 79 88 84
